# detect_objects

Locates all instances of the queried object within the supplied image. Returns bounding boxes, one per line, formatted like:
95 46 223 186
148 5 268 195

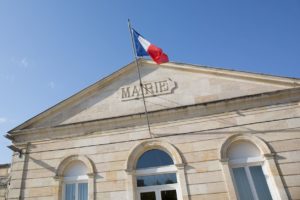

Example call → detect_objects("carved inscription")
120 79 176 101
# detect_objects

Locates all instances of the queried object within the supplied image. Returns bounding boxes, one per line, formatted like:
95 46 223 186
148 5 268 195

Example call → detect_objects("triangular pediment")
11 59 300 131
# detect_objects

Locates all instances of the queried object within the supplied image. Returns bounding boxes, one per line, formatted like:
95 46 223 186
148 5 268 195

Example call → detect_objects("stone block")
96 180 126 192
288 186 300 199
25 186 55 197
190 192 228 200
186 171 224 185
176 139 222 153
279 162 300 175
269 139 300 152
188 182 227 195
185 160 221 174
277 150 300 164
183 150 218 163
284 175 300 187
95 161 125 173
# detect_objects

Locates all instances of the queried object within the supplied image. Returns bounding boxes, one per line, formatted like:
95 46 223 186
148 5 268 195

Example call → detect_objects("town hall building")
2 59 300 200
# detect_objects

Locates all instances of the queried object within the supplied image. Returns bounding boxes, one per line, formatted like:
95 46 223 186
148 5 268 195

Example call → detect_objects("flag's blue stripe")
132 28 148 57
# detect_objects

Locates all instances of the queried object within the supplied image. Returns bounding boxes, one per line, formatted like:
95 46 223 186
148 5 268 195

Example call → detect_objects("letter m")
122 87 131 99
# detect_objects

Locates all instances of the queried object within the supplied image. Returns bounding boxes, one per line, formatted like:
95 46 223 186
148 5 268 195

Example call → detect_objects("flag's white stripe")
138 35 151 51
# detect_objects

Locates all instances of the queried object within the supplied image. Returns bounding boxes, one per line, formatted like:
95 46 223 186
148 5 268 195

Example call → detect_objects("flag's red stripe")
147 44 169 64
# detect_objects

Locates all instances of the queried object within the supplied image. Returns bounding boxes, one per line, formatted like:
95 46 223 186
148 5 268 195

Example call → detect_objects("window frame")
230 160 271 200
125 140 188 200
62 167 89 200
54 155 95 200
229 152 277 200
136 165 177 176
136 154 180 200
219 134 289 200
138 184 179 200
62 180 89 200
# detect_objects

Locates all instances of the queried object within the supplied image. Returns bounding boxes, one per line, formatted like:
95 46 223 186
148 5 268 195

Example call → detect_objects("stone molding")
125 139 184 172
218 133 272 160
55 155 95 177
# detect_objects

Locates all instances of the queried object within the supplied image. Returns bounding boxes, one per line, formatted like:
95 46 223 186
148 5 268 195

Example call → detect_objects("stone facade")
3 59 300 200
0 164 10 200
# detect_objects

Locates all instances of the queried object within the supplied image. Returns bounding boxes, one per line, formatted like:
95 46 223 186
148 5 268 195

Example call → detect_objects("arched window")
136 149 179 200
228 141 272 200
63 161 88 200
55 155 95 200
219 134 288 200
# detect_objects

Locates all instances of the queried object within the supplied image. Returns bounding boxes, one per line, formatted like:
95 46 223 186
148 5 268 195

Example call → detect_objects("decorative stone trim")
175 163 186 169
264 153 276 159
219 158 229 163
87 172 96 178
53 175 62 181
125 139 184 171
219 133 271 161
125 169 133 175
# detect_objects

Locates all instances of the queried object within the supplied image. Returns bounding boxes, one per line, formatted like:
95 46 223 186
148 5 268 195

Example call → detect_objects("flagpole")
128 19 153 138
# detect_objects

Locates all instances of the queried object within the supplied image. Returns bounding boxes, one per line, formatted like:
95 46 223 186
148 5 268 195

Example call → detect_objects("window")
55 155 95 200
219 134 288 200
228 141 272 200
136 149 179 200
63 161 88 200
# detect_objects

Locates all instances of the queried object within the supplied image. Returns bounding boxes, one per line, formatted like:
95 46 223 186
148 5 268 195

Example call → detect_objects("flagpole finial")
128 19 132 26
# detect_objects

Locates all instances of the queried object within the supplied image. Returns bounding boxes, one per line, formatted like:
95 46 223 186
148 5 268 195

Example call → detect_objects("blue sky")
0 0 299 164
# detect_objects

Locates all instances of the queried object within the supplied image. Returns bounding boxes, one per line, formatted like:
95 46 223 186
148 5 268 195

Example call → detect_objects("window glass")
78 183 88 200
137 173 177 187
232 167 254 200
250 166 273 200
161 190 178 200
140 192 156 200
65 183 75 200
136 149 174 169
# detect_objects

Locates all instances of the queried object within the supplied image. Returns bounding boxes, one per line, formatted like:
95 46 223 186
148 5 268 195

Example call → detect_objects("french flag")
132 28 169 64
